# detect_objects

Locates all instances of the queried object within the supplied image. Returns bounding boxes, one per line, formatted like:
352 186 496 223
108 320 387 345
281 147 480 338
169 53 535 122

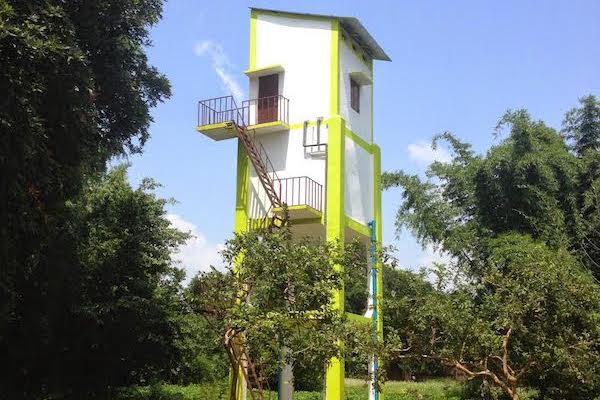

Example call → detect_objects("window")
350 78 360 113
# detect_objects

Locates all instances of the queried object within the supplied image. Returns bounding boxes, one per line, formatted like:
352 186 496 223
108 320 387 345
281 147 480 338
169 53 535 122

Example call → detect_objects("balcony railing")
275 176 323 213
198 95 289 128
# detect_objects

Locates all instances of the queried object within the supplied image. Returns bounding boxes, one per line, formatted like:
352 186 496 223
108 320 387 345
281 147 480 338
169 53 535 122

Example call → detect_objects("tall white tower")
197 8 390 400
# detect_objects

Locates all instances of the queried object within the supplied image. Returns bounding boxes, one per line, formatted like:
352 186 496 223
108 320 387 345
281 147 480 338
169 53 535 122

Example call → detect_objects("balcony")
197 95 290 140
272 176 323 220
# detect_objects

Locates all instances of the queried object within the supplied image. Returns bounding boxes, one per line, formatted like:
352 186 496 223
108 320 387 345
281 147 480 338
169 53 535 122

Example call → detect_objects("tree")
188 229 378 400
3 166 188 397
563 95 600 156
389 235 600 400
383 105 600 398
562 95 600 280
0 1 170 396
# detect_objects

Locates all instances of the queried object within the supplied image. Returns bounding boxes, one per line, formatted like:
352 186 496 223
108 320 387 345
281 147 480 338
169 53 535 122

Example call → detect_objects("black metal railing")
198 95 289 127
241 95 289 126
198 95 243 126
274 176 323 212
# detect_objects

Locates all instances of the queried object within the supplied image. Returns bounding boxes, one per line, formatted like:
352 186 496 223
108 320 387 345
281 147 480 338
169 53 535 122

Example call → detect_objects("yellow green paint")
196 121 229 131
344 126 375 154
247 121 290 131
249 10 257 70
234 141 250 233
345 216 370 237
244 64 284 77
325 115 345 400
372 144 384 339
273 204 322 219
289 118 331 131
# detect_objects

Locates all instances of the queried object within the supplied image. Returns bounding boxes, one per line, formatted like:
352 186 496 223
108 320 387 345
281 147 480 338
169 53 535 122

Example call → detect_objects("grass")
118 378 466 400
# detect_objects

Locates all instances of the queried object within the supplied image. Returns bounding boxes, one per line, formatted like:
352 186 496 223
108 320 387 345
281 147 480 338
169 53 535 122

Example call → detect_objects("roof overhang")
250 7 391 62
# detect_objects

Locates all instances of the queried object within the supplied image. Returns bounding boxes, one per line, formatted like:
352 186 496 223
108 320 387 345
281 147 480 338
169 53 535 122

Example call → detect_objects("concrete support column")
325 115 345 400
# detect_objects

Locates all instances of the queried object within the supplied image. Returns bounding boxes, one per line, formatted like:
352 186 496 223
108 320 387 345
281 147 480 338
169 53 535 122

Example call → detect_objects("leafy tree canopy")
1 0 171 396
188 230 379 399
383 100 600 399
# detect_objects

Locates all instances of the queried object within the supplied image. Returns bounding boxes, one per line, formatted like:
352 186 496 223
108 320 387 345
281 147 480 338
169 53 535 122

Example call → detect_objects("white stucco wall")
252 14 331 123
339 35 373 143
248 128 328 218
344 138 374 225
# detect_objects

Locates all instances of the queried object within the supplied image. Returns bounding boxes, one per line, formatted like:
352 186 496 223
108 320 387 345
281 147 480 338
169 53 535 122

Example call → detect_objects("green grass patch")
117 378 465 400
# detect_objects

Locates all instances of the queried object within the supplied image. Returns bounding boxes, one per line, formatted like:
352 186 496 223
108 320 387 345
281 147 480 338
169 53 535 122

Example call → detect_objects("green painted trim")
289 118 330 131
273 204 322 219
372 144 384 339
244 64 284 77
247 121 290 131
249 10 257 69
234 141 250 233
345 216 370 237
325 115 345 400
344 126 374 154
330 20 340 117
346 312 371 325
197 122 230 131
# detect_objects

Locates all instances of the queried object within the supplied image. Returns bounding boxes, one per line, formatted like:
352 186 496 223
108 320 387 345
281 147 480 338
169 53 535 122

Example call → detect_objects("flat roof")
250 7 391 62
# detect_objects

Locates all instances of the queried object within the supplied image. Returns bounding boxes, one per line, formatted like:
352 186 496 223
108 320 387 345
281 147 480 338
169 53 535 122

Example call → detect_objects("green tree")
2 166 187 397
188 230 379 399
71 166 188 394
563 95 600 156
0 0 170 396
562 95 600 279
389 235 600 400
383 106 600 398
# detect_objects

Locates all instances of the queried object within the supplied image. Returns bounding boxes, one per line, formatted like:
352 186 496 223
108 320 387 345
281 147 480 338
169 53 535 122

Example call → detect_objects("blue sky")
123 0 600 279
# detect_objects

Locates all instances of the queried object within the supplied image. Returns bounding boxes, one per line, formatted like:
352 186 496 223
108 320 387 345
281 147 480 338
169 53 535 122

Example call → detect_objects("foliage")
383 103 600 399
188 229 379 398
344 239 370 315
0 0 170 397
2 166 187 397
115 379 466 400
563 95 600 155
171 313 229 384
388 235 600 400
382 262 446 380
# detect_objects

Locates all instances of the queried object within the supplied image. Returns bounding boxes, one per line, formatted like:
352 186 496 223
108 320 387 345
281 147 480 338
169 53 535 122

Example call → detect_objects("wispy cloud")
407 141 452 166
194 40 244 103
167 213 224 282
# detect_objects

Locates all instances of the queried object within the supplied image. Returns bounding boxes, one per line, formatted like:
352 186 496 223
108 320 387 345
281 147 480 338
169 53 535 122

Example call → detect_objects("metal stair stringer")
227 121 287 230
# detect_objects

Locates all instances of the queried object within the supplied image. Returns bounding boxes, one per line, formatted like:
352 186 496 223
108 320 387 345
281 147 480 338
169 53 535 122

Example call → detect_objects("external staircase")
198 95 287 231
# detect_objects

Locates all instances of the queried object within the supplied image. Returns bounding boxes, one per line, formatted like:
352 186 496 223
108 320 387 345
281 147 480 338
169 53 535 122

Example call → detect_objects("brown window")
350 78 360 113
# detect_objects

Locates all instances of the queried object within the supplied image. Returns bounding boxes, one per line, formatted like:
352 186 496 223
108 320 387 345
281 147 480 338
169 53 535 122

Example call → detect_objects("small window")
350 78 360 113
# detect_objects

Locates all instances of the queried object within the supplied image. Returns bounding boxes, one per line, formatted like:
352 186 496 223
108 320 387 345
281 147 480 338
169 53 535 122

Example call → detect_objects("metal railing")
198 95 289 127
241 95 289 126
274 176 323 212
198 95 244 126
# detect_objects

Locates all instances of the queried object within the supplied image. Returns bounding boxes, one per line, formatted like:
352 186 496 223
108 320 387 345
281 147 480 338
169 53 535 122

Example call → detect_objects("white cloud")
407 141 452 165
194 40 244 103
167 214 224 282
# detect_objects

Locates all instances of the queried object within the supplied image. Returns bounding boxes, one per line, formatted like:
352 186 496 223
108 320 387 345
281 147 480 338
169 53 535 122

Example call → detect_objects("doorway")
257 74 279 124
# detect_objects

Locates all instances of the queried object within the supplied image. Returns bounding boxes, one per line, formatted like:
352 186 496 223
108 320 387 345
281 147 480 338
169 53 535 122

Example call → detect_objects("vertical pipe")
368 220 379 400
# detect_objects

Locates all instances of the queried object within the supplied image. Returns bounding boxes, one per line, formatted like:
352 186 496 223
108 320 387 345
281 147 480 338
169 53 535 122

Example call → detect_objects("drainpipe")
368 220 379 400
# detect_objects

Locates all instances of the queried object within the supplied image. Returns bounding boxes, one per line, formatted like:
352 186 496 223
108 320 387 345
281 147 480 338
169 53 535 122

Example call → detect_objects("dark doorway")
257 74 279 124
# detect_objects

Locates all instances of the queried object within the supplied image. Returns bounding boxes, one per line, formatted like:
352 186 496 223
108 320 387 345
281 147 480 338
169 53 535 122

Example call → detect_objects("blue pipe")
368 220 379 400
